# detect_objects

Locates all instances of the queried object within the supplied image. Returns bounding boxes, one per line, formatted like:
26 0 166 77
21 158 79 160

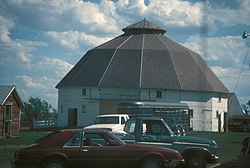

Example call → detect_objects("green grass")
0 130 50 162
0 130 249 164
187 131 250 163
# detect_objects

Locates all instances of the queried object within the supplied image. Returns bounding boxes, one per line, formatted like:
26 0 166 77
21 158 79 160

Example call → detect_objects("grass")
187 131 250 163
0 130 249 164
0 130 50 162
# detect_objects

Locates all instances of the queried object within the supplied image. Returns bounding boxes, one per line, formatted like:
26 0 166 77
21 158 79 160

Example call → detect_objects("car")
116 117 219 168
14 129 185 168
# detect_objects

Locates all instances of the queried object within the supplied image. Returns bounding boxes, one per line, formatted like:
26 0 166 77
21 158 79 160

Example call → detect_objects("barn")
0 86 23 138
56 19 230 131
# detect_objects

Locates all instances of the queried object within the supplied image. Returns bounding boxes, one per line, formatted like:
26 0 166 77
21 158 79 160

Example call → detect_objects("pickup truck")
84 114 129 132
116 117 219 168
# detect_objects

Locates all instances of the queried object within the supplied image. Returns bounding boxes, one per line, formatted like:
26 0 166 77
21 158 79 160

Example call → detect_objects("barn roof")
56 19 229 94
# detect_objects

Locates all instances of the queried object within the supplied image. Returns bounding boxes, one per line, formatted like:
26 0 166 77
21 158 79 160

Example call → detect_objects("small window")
121 117 126 124
218 95 221 103
5 105 12 121
188 109 193 118
156 91 162 98
82 88 86 95
61 105 63 113
82 105 86 113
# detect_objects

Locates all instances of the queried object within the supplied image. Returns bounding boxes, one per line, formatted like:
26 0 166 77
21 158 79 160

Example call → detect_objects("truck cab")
84 114 129 132
117 117 219 168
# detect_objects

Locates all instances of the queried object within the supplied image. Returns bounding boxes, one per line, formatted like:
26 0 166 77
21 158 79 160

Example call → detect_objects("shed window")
5 105 12 121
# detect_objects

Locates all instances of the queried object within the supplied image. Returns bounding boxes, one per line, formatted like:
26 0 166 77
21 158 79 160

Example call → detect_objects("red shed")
0 86 23 138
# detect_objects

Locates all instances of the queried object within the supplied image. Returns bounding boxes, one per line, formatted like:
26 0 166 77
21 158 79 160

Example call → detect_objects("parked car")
116 117 219 168
84 114 129 132
14 129 184 168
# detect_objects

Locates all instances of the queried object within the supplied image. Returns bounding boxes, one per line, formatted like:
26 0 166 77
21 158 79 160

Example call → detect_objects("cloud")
36 57 73 78
207 0 250 27
182 35 247 68
46 31 111 51
0 15 14 43
15 75 46 89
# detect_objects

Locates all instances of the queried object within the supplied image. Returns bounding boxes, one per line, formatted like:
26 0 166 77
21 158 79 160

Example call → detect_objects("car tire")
186 155 206 168
40 158 66 168
140 157 163 168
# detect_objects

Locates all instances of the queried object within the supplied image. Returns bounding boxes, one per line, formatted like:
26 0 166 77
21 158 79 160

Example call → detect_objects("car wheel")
186 156 206 168
140 157 163 168
40 158 66 168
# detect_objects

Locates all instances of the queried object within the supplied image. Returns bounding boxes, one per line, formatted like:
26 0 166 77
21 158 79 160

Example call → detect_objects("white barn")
56 19 229 131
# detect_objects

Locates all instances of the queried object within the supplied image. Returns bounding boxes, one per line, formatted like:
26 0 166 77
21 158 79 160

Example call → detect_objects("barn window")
156 91 162 98
61 106 63 113
188 109 194 118
82 105 86 113
82 88 87 95
218 95 221 103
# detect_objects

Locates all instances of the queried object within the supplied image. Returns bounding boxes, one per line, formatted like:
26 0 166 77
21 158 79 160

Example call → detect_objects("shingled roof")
56 19 229 94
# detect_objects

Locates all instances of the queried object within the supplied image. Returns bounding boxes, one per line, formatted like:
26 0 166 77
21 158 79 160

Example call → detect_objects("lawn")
0 130 50 162
0 130 249 164
187 131 250 163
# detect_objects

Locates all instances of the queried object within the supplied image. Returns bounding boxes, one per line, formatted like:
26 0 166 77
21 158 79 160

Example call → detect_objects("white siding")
57 87 228 131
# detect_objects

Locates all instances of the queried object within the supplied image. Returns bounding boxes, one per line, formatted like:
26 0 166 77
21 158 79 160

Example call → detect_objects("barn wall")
57 87 100 127
57 87 228 131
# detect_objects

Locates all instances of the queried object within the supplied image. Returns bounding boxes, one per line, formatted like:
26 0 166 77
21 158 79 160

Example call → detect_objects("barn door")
68 108 77 127
202 110 212 131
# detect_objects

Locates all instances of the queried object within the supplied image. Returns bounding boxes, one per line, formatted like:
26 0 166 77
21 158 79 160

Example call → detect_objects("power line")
234 47 249 92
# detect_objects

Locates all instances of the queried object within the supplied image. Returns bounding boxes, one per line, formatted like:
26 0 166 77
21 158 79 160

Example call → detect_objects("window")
82 88 86 95
218 95 221 103
124 120 136 134
188 109 193 118
61 105 63 113
82 105 86 113
64 132 81 147
5 105 12 121
83 133 121 146
156 91 162 98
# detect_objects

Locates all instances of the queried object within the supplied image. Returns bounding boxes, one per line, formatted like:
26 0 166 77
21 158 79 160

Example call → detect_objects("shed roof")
0 86 23 107
56 19 229 94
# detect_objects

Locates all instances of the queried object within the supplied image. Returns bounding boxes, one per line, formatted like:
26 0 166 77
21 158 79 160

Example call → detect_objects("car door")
80 132 134 167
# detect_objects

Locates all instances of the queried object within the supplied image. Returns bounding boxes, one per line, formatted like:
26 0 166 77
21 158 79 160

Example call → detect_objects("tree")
22 97 56 129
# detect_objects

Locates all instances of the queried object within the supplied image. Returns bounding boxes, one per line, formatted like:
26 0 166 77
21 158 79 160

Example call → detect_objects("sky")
0 0 250 108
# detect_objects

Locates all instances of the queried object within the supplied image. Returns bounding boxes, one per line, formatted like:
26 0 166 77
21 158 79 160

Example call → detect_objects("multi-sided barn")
56 19 230 131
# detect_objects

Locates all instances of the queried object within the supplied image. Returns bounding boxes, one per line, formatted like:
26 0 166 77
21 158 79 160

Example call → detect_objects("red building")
0 86 23 138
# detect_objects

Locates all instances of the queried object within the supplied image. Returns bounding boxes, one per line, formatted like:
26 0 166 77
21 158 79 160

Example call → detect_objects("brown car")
14 129 184 168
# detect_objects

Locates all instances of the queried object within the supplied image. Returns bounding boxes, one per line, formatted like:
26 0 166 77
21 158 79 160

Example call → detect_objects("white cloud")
46 31 111 51
36 57 73 78
15 75 46 89
182 35 247 68
207 0 250 27
145 0 204 27
0 16 14 43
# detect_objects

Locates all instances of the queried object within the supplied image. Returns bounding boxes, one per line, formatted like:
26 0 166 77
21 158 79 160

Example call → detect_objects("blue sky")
0 0 250 108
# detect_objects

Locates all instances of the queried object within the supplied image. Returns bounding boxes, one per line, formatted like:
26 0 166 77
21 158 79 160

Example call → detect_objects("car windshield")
95 117 119 124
